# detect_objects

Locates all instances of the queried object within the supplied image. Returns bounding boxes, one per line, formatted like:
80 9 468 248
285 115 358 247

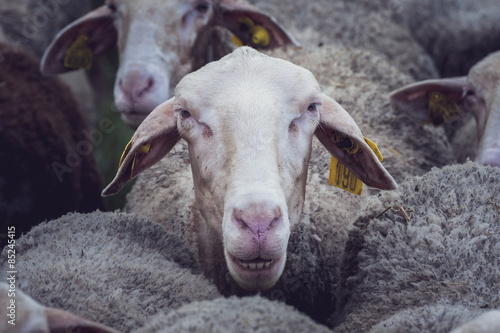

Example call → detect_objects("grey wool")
134 296 333 333
369 304 492 333
331 161 500 332
251 0 500 79
0 211 221 332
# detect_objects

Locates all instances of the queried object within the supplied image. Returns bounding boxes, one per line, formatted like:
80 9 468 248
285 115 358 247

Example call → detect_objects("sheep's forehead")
175 49 321 121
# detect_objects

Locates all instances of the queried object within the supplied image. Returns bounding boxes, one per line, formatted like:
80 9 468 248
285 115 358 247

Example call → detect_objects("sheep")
331 161 500 332
0 42 104 245
0 0 96 121
390 51 500 167
122 44 463 323
102 46 398 323
0 282 119 333
134 296 333 333
0 210 221 332
41 0 299 128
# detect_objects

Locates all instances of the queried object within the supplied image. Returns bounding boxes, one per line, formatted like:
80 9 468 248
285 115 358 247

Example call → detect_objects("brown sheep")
0 43 104 245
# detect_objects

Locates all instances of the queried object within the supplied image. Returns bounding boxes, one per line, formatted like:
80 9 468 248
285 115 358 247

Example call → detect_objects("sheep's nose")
118 70 155 102
233 203 282 243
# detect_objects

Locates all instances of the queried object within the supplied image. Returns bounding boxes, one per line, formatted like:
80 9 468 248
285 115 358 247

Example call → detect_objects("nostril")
146 77 154 90
232 205 282 241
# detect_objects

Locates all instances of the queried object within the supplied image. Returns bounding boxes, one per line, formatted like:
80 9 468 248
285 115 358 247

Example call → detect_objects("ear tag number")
118 137 152 180
427 91 461 126
232 17 270 48
328 136 383 196
64 34 93 70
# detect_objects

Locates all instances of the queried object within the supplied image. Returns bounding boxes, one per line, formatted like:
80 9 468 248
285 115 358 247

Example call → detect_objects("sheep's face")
174 48 321 290
466 52 500 167
103 47 397 291
41 0 298 128
108 0 213 127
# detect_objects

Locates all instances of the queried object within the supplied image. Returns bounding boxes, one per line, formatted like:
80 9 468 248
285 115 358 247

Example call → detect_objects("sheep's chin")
225 251 286 291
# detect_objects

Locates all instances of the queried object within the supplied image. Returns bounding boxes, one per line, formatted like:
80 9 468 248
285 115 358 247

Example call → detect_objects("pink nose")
118 69 154 103
233 203 282 243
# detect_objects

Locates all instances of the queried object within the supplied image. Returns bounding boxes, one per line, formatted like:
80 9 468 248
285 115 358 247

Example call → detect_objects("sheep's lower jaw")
121 111 149 128
226 252 286 291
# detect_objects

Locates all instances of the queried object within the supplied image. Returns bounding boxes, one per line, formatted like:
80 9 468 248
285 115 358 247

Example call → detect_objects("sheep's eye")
107 3 117 11
180 110 191 119
196 2 210 13
307 103 318 112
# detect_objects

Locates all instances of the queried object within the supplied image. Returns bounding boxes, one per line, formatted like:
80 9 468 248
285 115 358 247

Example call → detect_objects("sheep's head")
40 0 298 128
103 47 397 291
390 51 500 167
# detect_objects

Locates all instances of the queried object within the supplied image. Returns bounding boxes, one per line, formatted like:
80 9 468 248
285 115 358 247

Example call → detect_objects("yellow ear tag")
328 136 384 196
329 156 364 195
139 143 151 154
232 17 270 48
364 137 383 162
127 143 152 180
231 35 244 47
427 91 461 126
64 34 93 70
252 25 270 47
119 137 134 168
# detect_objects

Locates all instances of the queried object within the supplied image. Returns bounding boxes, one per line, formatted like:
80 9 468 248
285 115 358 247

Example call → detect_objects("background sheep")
0 211 221 332
0 43 104 245
135 296 333 333
331 161 500 332
41 0 299 128
390 50 500 167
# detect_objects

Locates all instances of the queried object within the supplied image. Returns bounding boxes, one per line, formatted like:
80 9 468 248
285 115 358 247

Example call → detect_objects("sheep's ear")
315 93 397 191
46 308 120 333
389 77 470 126
41 5 117 75
102 98 180 196
215 0 300 49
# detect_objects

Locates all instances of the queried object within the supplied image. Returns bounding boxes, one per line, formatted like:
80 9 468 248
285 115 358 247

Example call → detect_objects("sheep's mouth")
226 252 286 291
236 258 274 271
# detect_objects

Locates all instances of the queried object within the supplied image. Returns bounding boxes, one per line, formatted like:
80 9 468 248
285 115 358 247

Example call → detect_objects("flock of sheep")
0 0 499 332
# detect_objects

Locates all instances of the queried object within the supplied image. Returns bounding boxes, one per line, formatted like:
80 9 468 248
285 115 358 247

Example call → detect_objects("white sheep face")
103 47 397 291
174 48 321 289
110 0 210 126
41 0 298 128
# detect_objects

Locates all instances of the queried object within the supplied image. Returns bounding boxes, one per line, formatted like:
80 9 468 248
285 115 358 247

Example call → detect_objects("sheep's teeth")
238 260 274 270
